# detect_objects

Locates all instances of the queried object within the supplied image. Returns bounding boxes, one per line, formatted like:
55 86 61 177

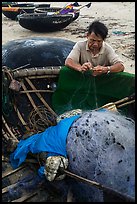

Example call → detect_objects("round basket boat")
34 7 80 22
34 7 62 13
2 3 35 20
2 37 135 202
2 3 50 20
2 37 75 126
18 13 75 32
34 3 50 8
2 37 135 134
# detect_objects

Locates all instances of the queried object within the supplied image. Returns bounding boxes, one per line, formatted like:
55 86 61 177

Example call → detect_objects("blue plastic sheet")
10 115 80 176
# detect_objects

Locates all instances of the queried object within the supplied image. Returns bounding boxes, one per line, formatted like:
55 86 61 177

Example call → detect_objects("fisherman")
65 20 125 76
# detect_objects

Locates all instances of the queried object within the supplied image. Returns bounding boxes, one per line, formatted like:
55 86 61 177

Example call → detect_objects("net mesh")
52 66 135 116
67 110 135 202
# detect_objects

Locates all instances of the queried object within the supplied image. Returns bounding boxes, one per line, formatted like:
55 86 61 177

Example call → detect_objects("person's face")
87 32 103 50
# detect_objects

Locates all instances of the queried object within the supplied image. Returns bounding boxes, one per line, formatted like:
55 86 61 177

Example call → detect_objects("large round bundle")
66 110 135 202
2 37 75 69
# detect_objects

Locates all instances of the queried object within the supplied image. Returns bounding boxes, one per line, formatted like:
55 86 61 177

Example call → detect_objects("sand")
2 2 135 74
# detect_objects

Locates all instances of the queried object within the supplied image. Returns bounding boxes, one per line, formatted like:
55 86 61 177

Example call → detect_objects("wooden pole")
13 103 31 131
25 77 57 117
60 168 135 202
21 81 44 119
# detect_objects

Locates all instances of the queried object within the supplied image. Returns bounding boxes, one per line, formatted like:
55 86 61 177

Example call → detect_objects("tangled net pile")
66 110 135 202
29 105 57 132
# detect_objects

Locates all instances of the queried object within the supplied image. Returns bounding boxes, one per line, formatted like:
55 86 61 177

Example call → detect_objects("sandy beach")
2 2 135 74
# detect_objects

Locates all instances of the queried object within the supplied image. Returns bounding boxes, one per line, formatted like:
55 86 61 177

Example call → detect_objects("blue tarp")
10 115 80 176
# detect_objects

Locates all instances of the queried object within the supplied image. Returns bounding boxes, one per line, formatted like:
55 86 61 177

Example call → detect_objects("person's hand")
81 62 93 72
44 156 68 181
92 65 107 76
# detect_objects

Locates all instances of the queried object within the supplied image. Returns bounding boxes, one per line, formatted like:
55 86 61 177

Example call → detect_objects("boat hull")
2 3 35 20
2 37 75 131
34 7 80 22
2 3 50 20
2 37 75 68
18 13 74 32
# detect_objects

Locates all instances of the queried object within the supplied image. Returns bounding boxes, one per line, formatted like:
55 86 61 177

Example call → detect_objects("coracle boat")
2 37 135 202
17 11 78 32
2 3 50 20
2 3 35 20
34 6 80 22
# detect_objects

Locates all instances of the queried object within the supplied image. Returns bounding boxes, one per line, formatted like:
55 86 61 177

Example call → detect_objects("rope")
28 105 57 132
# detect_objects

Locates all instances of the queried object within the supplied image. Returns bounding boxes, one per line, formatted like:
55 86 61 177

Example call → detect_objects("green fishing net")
52 66 135 116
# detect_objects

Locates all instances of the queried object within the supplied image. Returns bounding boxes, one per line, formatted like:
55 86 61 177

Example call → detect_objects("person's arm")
106 62 124 73
92 43 125 76
106 43 125 72
65 41 93 72
65 58 92 72
92 62 124 76
65 58 82 71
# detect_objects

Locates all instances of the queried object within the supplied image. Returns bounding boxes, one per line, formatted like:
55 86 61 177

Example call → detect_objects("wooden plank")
2 165 26 178
20 89 53 93
11 191 38 202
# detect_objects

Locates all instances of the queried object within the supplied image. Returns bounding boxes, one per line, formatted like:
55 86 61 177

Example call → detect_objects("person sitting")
65 20 125 76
